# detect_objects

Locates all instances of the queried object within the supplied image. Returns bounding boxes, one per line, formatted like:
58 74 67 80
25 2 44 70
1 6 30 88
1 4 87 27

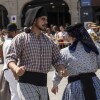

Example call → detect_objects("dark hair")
24 27 31 33
7 23 17 32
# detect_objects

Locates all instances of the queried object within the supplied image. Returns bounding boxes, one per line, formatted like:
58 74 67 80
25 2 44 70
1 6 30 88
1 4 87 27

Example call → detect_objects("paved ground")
0 63 67 100
0 63 100 100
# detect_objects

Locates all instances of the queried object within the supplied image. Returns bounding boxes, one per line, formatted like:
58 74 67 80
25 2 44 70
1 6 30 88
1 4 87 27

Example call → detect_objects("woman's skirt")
62 76 100 100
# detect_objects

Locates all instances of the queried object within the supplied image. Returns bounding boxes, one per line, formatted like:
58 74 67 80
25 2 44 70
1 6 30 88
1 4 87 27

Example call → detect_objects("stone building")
80 0 100 25
0 0 81 28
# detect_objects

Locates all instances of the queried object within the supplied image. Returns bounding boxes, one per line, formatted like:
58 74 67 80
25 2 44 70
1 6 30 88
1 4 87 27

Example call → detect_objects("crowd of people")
0 22 70 64
1 22 100 58
0 5 100 100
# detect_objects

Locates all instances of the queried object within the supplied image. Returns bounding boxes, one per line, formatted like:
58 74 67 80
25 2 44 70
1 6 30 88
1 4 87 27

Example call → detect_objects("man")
3 23 20 100
6 6 67 100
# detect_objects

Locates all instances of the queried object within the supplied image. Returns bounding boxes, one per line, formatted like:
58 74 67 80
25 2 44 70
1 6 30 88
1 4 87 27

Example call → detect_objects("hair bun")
24 27 31 33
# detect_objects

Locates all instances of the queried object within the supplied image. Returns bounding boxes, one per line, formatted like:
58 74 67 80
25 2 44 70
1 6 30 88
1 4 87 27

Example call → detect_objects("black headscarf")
65 23 99 55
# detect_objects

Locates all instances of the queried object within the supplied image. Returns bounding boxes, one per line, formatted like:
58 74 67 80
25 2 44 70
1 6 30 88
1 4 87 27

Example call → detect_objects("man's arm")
6 34 25 79
51 41 68 77
8 61 25 80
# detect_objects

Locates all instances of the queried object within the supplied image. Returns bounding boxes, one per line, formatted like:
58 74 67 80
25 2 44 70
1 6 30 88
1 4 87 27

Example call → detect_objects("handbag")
0 70 11 100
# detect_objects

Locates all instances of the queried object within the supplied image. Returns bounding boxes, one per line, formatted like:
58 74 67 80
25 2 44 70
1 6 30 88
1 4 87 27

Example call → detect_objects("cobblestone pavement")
0 64 100 100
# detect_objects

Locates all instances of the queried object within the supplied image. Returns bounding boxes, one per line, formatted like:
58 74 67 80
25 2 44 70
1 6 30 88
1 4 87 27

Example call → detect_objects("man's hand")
8 62 26 80
12 66 25 80
57 65 68 77
14 66 25 76
51 86 58 95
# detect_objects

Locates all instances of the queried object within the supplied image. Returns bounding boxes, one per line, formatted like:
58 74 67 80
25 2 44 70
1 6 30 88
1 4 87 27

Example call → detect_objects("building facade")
80 0 100 25
0 0 80 28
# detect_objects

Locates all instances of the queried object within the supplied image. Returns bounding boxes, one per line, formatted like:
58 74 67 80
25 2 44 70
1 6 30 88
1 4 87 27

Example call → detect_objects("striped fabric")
6 32 63 73
17 83 49 100
62 76 100 100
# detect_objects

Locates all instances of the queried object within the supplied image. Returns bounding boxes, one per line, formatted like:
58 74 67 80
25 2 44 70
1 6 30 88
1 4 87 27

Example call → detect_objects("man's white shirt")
3 38 12 70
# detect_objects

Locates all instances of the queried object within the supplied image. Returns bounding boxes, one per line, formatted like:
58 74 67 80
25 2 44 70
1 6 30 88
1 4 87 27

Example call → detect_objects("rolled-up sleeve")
6 34 23 66
52 72 63 87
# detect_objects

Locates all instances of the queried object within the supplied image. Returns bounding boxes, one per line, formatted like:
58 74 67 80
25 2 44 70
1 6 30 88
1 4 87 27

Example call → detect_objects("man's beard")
36 24 47 31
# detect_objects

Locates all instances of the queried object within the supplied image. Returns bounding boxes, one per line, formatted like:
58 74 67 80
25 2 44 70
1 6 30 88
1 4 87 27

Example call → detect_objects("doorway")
0 5 9 29
21 0 71 27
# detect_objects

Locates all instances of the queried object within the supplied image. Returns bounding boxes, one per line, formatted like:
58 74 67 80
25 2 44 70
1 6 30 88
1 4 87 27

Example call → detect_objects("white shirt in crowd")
2 38 20 100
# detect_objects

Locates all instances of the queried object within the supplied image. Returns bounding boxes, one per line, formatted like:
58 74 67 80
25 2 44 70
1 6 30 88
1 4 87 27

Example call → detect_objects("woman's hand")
51 86 58 95
57 65 68 77
59 69 68 77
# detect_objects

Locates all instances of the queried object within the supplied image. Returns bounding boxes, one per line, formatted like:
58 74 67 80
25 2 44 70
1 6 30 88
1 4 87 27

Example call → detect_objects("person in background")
45 28 54 39
88 24 99 42
0 33 4 64
3 23 20 100
87 22 96 34
2 29 8 40
51 23 100 100
6 6 67 100
50 24 55 35
57 26 69 49
52 25 59 43
0 30 5 64
53 25 59 39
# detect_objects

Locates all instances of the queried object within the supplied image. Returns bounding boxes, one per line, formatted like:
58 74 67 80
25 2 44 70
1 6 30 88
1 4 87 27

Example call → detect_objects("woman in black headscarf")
51 23 100 100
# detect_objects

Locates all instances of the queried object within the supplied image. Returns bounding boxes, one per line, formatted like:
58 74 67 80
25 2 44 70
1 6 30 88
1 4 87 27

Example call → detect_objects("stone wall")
0 0 80 27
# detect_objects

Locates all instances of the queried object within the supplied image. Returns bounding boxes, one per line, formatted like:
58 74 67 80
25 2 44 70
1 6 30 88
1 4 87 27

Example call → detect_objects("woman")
51 23 100 100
